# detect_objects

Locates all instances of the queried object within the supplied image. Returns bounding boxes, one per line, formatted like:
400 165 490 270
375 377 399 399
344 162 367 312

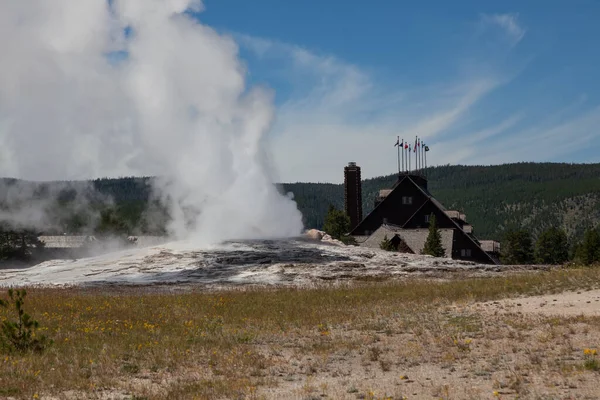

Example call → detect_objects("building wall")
450 230 493 264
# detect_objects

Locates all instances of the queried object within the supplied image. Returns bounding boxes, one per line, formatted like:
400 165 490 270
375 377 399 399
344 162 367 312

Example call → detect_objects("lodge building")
344 163 500 264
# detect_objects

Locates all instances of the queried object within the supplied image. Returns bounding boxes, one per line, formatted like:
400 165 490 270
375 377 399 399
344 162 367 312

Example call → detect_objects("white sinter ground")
0 238 520 288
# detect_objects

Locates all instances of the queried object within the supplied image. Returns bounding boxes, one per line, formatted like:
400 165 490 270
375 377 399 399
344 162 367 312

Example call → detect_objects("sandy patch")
477 289 600 317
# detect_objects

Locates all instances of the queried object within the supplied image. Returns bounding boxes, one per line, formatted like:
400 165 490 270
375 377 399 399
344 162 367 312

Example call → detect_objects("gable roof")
359 224 454 256
350 174 498 264
350 174 424 235
400 177 498 264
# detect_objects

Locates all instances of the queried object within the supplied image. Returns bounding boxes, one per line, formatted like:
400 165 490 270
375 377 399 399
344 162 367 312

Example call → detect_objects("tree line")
2 162 600 264
502 226 600 266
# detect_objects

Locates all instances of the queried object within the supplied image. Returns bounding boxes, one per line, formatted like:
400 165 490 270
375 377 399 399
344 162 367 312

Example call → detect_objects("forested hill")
1 162 600 241
282 162 600 241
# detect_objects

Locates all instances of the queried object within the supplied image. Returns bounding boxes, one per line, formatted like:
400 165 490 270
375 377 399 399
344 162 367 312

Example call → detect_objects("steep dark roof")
349 174 413 235
402 176 498 264
351 174 498 264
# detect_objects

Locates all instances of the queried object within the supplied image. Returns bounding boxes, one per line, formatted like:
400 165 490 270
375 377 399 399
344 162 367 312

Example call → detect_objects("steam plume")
0 0 303 243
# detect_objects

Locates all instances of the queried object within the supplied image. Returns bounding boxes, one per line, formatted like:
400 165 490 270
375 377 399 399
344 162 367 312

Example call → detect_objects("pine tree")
501 229 534 264
422 214 445 257
0 228 45 262
535 227 569 265
380 235 396 251
575 227 600 265
322 204 351 240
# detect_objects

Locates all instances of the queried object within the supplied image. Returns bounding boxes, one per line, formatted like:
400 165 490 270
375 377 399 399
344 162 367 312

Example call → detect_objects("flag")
424 145 430 152
414 137 418 152
418 139 421 148
394 137 400 147
404 142 408 149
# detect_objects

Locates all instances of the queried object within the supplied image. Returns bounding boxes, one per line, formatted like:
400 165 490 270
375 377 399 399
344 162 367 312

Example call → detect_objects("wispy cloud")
239 35 507 182
480 13 526 46
237 14 598 183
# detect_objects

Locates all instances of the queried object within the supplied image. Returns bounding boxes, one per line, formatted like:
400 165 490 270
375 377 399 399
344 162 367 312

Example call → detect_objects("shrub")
0 289 52 353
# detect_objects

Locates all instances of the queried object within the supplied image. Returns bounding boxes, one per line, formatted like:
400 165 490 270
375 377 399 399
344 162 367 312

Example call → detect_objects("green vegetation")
322 205 350 240
534 227 569 265
0 268 599 398
574 227 600 265
0 289 52 353
422 214 444 257
501 229 534 265
321 204 356 244
379 235 396 251
0 229 44 262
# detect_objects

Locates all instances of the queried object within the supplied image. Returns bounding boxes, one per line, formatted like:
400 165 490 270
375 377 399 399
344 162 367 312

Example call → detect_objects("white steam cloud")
0 0 303 243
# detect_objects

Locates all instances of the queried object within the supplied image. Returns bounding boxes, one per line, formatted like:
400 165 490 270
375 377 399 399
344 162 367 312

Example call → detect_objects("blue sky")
195 1 600 183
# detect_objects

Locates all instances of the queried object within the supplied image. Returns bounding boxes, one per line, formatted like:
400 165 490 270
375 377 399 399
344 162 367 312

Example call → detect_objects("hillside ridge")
2 162 600 241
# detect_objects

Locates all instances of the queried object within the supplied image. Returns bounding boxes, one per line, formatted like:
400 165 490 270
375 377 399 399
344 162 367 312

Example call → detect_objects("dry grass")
0 266 599 399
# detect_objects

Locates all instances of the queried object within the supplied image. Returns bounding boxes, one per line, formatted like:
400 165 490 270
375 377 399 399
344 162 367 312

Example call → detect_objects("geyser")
0 0 303 243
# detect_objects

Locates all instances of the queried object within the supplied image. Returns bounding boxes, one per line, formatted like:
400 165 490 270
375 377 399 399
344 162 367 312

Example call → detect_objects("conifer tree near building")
322 204 357 245
422 214 445 257
535 227 569 265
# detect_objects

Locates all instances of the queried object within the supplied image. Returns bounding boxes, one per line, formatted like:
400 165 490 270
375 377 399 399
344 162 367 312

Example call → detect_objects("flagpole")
420 140 424 176
415 139 418 173
425 147 428 178
396 136 400 175
403 145 406 173
400 138 404 175
418 137 421 173
421 142 424 177
414 136 418 173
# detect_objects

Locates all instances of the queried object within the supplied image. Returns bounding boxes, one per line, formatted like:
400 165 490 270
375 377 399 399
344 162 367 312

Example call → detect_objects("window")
424 215 430 223
402 196 413 205
461 249 472 257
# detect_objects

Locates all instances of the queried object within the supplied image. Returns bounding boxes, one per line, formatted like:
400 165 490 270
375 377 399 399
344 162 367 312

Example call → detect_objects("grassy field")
1 267 600 399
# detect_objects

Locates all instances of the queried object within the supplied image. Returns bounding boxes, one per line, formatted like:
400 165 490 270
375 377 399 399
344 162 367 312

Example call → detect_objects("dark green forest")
2 162 600 244
287 162 600 242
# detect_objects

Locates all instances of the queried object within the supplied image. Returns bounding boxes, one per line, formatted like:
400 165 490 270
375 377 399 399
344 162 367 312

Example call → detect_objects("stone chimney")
344 162 363 230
